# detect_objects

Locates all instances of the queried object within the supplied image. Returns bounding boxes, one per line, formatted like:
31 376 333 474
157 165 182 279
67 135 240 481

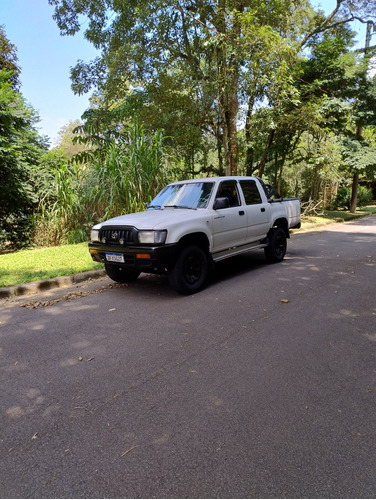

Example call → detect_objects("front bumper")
88 242 177 274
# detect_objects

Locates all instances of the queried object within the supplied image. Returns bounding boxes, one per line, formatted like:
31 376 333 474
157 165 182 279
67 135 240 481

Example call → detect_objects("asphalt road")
1 217 376 499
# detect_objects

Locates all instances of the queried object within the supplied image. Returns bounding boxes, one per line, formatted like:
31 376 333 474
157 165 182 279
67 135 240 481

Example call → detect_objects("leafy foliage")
0 25 21 89
2 2 376 251
0 69 48 249
333 185 373 209
84 119 171 221
32 118 171 245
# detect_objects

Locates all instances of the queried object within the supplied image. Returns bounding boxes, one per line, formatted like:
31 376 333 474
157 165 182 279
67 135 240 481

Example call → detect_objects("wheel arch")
271 217 289 238
170 232 212 271
177 232 211 253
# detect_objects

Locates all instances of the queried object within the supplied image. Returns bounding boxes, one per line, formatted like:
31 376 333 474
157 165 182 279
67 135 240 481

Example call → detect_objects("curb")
0 269 107 300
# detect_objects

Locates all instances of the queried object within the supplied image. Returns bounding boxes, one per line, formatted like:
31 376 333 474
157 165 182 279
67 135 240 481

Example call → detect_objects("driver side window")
216 181 240 207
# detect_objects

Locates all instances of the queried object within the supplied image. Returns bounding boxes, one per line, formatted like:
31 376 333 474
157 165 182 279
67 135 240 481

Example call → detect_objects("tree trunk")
215 0 241 176
218 87 239 177
245 95 256 175
217 127 224 176
350 172 359 214
226 92 239 176
217 75 239 177
257 129 275 178
350 125 363 213
245 147 254 176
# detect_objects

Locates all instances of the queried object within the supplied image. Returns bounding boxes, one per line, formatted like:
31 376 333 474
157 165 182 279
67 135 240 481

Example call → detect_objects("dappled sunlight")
60 357 79 367
354 235 376 244
205 394 225 410
24 302 98 317
72 340 91 350
328 309 360 319
30 324 45 331
5 405 28 419
277 256 325 284
2 358 27 375
0 313 13 328
6 387 47 420
152 433 170 445
364 333 376 342
63 304 97 312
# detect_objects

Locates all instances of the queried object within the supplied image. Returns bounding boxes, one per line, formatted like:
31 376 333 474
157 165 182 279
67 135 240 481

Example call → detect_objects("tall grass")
85 122 170 221
32 121 171 246
32 161 86 246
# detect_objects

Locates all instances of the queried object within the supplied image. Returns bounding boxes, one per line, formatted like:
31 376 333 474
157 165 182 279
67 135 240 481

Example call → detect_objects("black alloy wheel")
168 245 209 294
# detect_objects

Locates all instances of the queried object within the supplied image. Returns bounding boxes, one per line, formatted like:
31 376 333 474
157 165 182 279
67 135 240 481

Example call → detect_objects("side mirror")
213 197 230 210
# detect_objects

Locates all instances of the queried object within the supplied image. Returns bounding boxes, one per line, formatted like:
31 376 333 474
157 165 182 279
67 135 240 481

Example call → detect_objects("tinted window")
215 180 240 207
240 180 262 205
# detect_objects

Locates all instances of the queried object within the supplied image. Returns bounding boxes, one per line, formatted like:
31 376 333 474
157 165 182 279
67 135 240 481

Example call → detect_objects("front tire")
105 263 140 283
168 245 209 295
264 227 287 263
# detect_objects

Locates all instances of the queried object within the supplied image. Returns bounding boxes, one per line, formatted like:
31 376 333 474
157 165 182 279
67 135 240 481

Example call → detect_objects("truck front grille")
100 227 135 245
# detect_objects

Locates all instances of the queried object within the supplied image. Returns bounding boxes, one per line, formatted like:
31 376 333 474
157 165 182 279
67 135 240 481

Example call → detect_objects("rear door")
239 179 271 242
211 180 248 252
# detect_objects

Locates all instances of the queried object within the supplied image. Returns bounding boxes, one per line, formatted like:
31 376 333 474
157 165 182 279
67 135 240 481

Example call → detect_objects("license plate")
105 252 125 263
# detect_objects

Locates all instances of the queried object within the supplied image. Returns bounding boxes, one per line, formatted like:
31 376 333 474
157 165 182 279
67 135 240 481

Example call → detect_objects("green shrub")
333 186 372 210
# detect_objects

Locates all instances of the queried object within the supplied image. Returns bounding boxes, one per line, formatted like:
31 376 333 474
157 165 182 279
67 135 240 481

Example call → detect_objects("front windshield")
149 182 214 209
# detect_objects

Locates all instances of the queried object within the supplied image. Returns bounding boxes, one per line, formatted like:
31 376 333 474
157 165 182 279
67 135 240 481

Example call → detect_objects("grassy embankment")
1 206 375 288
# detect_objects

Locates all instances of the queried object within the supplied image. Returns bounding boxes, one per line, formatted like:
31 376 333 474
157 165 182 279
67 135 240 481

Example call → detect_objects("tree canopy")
48 0 376 176
0 68 48 247
0 24 21 89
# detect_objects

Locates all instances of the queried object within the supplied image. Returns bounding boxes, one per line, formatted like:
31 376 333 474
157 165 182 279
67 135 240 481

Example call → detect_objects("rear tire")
168 245 208 294
264 227 287 263
105 263 140 283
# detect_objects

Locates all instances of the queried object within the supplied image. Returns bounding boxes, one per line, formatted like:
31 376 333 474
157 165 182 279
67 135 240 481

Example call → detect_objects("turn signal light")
136 253 151 259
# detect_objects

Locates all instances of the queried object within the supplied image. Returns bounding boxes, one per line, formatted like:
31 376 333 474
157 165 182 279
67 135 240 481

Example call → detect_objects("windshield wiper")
163 205 197 210
147 204 162 209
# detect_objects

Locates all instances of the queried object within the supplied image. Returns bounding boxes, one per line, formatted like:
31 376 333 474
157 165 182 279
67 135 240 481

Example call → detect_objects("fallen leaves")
78 356 95 362
21 290 100 309
20 285 113 309
19 281 132 309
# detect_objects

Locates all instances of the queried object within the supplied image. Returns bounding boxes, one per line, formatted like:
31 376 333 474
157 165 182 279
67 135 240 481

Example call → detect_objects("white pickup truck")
89 176 301 294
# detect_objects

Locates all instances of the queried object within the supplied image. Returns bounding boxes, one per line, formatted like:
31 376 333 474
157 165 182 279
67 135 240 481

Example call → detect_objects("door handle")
261 207 266 212
239 210 245 216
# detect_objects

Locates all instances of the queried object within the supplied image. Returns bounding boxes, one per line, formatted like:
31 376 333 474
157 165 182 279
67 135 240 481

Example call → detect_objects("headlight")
90 229 100 242
138 230 167 244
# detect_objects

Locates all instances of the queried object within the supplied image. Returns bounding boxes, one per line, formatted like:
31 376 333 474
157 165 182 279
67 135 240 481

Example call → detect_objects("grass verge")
0 242 103 288
1 206 375 288
299 206 376 231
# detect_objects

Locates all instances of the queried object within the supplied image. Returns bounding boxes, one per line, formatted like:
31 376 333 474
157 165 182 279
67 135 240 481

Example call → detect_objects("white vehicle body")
89 176 301 294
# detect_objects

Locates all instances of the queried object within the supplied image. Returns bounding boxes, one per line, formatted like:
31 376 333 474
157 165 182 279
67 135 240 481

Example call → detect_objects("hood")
96 208 208 230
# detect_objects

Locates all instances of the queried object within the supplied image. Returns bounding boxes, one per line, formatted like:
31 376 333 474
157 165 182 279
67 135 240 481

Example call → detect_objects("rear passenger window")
240 180 262 205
